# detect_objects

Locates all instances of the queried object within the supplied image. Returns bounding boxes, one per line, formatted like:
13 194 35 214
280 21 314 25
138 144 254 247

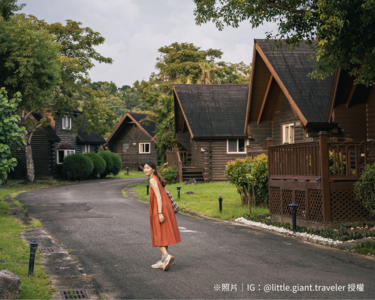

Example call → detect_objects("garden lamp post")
177 186 181 199
289 202 299 233
126 167 129 175
218 196 223 212
27 240 40 277
146 184 150 195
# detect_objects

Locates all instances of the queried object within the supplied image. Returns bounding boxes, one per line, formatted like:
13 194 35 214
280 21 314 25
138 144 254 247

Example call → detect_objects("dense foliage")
193 0 375 87
224 154 269 210
354 164 375 217
158 165 178 184
0 0 25 20
0 88 26 184
84 152 106 178
62 153 94 181
111 152 122 176
98 151 115 178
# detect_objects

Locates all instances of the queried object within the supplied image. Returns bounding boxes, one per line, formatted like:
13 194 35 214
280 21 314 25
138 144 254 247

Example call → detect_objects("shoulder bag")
165 188 181 214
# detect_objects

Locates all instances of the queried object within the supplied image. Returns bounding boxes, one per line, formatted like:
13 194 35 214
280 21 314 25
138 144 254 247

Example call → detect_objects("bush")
159 165 178 184
84 153 106 178
224 154 268 210
62 153 94 180
354 163 375 217
98 151 114 178
110 152 122 175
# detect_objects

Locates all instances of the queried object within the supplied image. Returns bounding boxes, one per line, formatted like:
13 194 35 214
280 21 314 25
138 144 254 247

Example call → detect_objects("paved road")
17 178 375 299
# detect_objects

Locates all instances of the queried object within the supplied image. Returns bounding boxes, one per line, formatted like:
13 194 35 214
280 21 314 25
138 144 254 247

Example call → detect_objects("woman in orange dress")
143 161 182 271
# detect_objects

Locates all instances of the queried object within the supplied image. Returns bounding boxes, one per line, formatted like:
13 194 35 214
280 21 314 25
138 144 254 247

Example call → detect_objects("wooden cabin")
105 112 157 169
12 110 106 179
171 84 249 182
245 39 375 227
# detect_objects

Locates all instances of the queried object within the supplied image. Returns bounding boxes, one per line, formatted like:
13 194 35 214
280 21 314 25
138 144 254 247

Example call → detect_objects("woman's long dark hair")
145 161 167 188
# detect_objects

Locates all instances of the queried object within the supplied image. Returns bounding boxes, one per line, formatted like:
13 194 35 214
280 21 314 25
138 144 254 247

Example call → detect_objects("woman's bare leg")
159 246 168 261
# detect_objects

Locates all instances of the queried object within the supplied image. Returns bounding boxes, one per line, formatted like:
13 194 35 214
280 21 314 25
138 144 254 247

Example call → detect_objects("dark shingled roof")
77 126 106 144
256 39 334 123
174 84 249 138
128 112 156 137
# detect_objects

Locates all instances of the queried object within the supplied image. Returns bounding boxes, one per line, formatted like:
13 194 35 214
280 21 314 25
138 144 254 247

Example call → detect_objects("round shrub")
354 163 375 217
158 165 178 184
84 152 106 178
109 152 122 175
62 153 94 180
98 151 114 178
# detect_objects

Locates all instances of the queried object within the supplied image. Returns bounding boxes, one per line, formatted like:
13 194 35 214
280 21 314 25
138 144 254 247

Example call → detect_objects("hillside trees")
193 0 375 86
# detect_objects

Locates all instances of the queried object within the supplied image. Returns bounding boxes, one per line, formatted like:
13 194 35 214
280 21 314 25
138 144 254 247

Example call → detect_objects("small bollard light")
218 196 223 212
146 184 150 195
176 186 181 199
67 172 70 183
27 240 40 277
289 202 299 233
126 167 129 175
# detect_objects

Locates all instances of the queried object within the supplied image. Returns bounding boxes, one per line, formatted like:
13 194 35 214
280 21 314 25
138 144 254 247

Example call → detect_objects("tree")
193 0 375 86
0 14 62 182
0 0 25 20
0 88 26 185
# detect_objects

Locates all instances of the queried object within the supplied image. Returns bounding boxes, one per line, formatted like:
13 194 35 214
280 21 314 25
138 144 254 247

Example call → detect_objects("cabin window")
62 116 72 130
282 123 295 144
123 143 129 152
139 143 150 154
57 149 75 164
82 144 90 153
227 139 246 153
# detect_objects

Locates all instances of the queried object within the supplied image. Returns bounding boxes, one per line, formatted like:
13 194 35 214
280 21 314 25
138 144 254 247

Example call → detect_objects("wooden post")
246 144 252 157
319 131 331 222
267 137 274 147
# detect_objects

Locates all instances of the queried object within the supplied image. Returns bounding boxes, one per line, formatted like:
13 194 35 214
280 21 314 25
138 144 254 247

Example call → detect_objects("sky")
21 0 278 87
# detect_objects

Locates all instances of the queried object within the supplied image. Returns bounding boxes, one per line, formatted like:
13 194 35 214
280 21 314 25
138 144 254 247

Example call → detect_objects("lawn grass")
106 170 147 179
134 181 269 221
351 240 375 256
0 179 71 299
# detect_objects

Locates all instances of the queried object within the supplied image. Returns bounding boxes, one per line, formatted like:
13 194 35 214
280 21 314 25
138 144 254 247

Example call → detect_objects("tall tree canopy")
193 0 375 86
0 0 24 20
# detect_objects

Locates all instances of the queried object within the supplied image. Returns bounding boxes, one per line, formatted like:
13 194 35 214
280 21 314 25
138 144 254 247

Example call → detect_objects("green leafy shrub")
62 153 94 180
84 153 106 178
329 151 347 175
224 154 268 209
351 240 375 256
98 151 114 178
159 165 178 184
354 163 375 217
110 152 122 175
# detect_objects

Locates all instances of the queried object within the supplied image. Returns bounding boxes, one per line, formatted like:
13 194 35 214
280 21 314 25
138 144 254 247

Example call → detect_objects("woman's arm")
149 178 165 223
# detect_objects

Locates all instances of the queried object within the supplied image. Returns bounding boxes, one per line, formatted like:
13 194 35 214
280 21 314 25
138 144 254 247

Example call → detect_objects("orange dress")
149 176 182 247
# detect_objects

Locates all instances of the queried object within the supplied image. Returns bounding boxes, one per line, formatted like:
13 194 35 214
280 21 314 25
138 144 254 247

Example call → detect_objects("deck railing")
166 149 183 182
116 153 138 165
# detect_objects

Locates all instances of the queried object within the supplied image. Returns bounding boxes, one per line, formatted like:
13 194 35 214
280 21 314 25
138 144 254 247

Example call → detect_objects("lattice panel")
282 189 293 216
308 189 323 221
270 187 281 214
330 189 370 221
295 190 306 219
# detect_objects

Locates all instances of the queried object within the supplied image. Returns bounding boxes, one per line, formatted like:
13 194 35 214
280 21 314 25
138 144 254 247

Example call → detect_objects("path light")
126 167 129 175
218 196 223 212
67 172 70 183
146 184 150 195
176 186 181 199
27 240 40 277
289 202 299 233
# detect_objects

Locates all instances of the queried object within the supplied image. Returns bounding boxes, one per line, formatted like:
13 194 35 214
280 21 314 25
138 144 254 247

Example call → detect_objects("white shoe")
151 260 164 269
163 254 175 271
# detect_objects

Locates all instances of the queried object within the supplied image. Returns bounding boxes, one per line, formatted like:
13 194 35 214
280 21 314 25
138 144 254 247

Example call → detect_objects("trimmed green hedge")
62 153 94 180
111 152 122 176
84 153 106 178
98 151 122 177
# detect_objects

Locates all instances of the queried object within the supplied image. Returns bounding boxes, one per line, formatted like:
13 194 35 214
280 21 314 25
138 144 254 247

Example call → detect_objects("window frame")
122 143 129 153
281 122 295 144
226 139 247 154
57 149 75 164
139 142 151 154
82 144 90 154
62 115 72 130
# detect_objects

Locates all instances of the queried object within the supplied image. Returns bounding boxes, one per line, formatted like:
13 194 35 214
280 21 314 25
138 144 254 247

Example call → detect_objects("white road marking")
180 230 197 233
178 227 186 229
